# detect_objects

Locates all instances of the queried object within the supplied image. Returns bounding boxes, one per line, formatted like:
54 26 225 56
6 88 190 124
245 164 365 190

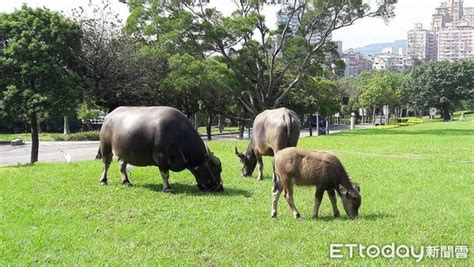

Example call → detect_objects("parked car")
374 116 387 126
306 115 326 135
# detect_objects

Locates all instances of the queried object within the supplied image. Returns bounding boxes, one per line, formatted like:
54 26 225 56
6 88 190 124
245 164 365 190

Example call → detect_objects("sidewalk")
0 124 373 166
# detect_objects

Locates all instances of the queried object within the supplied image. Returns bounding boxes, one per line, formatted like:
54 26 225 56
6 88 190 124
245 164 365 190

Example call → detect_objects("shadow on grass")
314 212 394 221
140 183 252 197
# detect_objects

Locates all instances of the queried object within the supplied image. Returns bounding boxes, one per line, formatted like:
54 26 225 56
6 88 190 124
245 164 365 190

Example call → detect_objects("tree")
0 6 83 163
403 60 474 121
358 71 402 125
73 0 164 112
126 0 396 115
163 54 237 140
287 76 341 135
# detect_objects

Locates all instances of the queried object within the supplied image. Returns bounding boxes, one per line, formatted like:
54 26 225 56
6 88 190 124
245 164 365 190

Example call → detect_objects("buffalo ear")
339 184 348 195
353 184 361 193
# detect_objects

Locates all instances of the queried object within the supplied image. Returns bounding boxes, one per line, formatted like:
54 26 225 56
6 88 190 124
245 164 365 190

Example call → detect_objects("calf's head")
192 146 223 192
234 147 257 177
339 184 361 219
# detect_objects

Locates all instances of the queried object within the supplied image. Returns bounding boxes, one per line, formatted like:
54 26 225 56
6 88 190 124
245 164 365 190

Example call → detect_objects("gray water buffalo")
235 107 300 180
98 106 223 192
272 147 361 219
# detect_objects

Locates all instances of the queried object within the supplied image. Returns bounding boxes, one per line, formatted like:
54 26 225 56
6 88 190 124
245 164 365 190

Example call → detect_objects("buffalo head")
235 147 257 177
192 145 223 192
339 183 361 219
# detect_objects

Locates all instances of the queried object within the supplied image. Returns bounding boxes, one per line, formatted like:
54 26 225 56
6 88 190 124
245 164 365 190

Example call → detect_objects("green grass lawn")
1 116 473 265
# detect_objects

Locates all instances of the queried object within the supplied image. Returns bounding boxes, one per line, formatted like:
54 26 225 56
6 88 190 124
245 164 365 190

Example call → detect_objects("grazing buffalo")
272 147 361 219
235 107 300 180
98 106 223 192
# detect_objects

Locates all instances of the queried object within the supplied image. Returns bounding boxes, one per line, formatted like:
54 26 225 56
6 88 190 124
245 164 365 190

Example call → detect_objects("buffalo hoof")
163 188 175 194
334 213 341 219
99 180 108 186
271 211 277 218
312 215 318 220
122 181 133 187
294 213 301 219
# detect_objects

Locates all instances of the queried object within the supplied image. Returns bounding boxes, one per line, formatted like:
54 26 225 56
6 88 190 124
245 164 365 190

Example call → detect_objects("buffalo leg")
159 169 174 193
271 173 282 218
312 187 325 220
118 160 132 187
256 155 264 180
99 145 112 185
284 182 301 219
327 189 340 218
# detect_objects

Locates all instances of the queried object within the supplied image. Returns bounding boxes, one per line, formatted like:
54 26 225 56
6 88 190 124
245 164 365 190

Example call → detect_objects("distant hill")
349 40 407 57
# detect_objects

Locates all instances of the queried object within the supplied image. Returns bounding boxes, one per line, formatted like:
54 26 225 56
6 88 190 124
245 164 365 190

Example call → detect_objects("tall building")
276 3 331 45
437 25 474 60
407 23 437 61
341 49 372 77
407 0 474 61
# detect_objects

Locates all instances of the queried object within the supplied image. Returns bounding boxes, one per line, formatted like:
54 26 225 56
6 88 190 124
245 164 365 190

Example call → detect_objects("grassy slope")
0 117 473 265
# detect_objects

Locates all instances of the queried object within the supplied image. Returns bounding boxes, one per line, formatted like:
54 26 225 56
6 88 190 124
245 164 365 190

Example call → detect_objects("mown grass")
0 131 100 141
0 116 473 265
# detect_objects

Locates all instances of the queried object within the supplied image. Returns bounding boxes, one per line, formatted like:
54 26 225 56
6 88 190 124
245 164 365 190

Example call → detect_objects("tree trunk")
238 119 244 140
206 114 213 141
218 115 224 133
386 106 390 125
308 113 313 137
63 116 71 134
441 107 451 121
30 114 39 164
194 113 198 130
316 112 320 136
372 107 376 126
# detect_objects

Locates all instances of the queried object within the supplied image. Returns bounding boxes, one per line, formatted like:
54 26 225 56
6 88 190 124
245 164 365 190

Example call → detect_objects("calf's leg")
284 182 301 219
271 173 282 218
159 168 174 193
327 189 340 218
312 187 325 220
119 160 132 187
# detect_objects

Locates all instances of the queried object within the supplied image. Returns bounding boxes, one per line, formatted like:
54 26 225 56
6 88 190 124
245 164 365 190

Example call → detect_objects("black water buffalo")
99 106 223 192
235 107 300 180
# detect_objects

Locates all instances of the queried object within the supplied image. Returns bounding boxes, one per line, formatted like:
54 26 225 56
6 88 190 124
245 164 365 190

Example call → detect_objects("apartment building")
407 0 474 61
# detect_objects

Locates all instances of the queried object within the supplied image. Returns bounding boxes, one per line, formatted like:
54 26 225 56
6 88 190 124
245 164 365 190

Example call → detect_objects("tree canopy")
125 0 397 115
403 60 474 121
0 6 83 162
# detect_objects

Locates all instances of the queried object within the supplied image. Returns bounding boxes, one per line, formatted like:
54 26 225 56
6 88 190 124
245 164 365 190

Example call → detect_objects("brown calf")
272 147 361 219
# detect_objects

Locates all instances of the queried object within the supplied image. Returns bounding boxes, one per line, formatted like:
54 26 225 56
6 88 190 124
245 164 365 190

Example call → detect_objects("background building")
372 50 413 72
341 49 372 77
408 0 474 61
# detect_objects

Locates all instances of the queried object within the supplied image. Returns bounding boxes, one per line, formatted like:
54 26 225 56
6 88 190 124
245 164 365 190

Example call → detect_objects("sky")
1 0 474 50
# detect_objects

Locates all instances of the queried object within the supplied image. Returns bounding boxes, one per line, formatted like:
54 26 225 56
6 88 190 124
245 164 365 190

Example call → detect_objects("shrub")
376 125 400 129
388 118 399 125
51 131 100 141
407 118 423 124
397 122 417 127
398 118 409 123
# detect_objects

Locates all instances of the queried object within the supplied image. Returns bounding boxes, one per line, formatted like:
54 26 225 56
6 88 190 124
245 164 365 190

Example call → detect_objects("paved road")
0 124 372 166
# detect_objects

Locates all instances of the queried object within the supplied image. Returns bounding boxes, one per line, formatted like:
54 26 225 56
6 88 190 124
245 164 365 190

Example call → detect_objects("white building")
407 23 437 61
407 0 474 61
437 24 474 60
372 51 413 72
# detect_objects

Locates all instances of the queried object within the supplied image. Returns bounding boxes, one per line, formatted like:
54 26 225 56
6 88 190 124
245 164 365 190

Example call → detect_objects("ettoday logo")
330 243 469 262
